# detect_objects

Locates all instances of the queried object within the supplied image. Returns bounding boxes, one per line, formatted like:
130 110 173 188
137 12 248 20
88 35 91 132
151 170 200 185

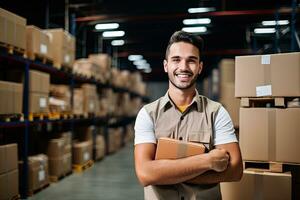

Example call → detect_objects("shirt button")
180 116 184 120
179 137 183 140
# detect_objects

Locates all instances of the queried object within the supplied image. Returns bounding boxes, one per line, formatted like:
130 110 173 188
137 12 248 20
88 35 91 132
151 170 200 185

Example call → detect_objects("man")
134 31 243 200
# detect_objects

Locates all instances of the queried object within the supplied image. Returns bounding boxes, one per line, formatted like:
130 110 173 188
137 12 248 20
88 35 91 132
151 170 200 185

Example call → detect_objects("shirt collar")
159 89 202 112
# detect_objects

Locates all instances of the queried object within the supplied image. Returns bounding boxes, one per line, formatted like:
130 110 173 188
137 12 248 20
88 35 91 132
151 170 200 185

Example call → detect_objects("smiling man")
134 31 243 200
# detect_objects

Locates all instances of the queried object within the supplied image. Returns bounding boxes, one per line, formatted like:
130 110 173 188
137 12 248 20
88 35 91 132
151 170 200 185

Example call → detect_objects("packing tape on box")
177 142 188 158
268 109 276 161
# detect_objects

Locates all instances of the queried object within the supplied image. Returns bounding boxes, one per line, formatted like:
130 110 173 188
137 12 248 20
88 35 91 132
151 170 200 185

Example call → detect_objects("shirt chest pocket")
188 131 211 150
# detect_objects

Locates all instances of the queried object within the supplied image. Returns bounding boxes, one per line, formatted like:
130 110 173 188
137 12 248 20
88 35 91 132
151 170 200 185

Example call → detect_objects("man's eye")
172 59 180 62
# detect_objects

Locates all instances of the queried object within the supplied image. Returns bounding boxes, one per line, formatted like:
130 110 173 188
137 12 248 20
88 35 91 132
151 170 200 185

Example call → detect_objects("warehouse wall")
146 82 168 102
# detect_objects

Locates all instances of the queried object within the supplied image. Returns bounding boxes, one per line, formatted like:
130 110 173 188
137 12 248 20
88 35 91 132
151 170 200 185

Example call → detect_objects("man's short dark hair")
165 31 204 62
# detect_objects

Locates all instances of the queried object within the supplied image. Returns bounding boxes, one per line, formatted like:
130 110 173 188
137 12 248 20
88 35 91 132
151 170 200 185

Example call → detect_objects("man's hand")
208 148 229 172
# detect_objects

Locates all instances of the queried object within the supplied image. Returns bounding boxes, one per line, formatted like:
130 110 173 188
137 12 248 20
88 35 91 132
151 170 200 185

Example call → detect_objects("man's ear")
198 61 203 74
163 59 168 73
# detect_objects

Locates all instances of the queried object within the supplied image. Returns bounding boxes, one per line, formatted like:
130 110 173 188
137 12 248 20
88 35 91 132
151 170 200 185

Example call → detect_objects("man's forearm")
138 153 212 186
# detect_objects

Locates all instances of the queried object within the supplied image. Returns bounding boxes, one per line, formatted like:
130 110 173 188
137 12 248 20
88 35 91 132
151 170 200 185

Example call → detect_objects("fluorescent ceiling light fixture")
102 31 125 38
143 68 152 73
254 28 276 34
182 27 207 33
133 59 147 66
136 63 150 69
262 20 289 26
111 40 124 46
183 18 211 25
95 23 119 30
128 55 143 61
188 7 215 13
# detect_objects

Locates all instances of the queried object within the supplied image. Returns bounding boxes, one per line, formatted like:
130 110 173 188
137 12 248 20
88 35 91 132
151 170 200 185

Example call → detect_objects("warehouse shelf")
0 51 145 199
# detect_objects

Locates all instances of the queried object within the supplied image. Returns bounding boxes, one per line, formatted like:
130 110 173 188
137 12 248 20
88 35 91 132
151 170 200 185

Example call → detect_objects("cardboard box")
0 8 26 49
29 92 49 113
29 70 50 94
47 138 65 158
63 153 72 174
155 137 205 160
73 89 84 115
44 29 75 69
0 169 19 200
219 59 235 84
219 83 240 127
0 143 18 174
48 156 64 177
0 81 23 114
240 108 300 163
235 52 300 97
95 135 105 160
72 141 92 165
26 25 51 59
221 170 292 200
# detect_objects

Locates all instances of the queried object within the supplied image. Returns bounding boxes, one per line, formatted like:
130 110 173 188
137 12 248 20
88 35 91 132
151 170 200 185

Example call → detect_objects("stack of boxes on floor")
47 132 72 179
221 52 300 200
0 144 18 199
73 127 93 165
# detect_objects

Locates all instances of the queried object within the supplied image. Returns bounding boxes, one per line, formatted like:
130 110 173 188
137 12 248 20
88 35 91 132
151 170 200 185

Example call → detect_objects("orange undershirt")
177 105 189 113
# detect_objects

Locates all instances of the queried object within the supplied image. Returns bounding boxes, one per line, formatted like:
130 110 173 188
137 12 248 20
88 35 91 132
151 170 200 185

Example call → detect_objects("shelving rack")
0 50 149 199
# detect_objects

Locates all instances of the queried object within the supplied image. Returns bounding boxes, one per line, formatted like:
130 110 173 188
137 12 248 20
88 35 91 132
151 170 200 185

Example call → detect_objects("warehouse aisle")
29 143 144 200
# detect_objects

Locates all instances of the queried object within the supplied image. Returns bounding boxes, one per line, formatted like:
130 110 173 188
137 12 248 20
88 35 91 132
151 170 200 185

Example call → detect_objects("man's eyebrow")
170 56 180 59
188 56 199 60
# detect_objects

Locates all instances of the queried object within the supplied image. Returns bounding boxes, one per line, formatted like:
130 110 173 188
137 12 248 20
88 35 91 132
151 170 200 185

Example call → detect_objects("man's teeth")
177 74 190 78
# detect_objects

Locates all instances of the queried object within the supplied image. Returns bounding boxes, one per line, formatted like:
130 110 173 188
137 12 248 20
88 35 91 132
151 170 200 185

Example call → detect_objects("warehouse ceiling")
1 0 300 81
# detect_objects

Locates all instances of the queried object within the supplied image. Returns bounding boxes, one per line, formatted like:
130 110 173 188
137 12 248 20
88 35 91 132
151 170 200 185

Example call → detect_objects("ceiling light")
133 59 147 66
111 40 124 46
128 55 143 61
95 23 119 30
182 27 207 33
262 20 289 26
254 28 276 34
143 68 152 73
188 7 215 13
183 18 211 25
136 63 150 69
102 31 125 38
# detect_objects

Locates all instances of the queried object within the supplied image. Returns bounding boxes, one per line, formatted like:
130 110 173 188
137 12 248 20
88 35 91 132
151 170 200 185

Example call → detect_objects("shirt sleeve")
134 107 157 145
213 106 238 146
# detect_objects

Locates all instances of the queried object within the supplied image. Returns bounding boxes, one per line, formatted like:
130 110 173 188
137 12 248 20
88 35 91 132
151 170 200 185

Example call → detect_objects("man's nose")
178 60 189 70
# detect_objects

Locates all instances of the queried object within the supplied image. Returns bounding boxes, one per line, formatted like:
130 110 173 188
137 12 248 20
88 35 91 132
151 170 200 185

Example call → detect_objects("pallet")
27 52 53 65
49 112 73 120
10 194 20 200
0 42 26 57
0 114 24 122
73 114 85 119
73 160 94 173
49 171 72 183
28 112 50 121
240 97 300 108
244 160 300 173
27 183 50 196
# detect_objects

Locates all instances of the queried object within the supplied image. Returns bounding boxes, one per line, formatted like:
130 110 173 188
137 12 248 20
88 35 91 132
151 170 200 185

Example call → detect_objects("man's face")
164 42 203 90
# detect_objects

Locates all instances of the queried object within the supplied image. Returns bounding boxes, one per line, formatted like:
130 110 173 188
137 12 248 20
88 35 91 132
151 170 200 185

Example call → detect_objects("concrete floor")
29 143 144 200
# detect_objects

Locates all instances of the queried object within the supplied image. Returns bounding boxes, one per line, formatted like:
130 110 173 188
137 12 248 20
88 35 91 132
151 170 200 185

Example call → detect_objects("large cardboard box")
72 141 92 165
221 170 292 200
0 143 18 174
219 59 235 84
29 70 50 93
240 108 300 163
44 29 75 69
0 8 26 49
47 138 65 157
0 169 19 200
26 25 52 59
219 83 240 127
63 153 72 174
235 52 300 97
95 135 105 160
73 89 84 115
0 81 23 114
155 137 205 160
48 156 64 177
29 92 49 113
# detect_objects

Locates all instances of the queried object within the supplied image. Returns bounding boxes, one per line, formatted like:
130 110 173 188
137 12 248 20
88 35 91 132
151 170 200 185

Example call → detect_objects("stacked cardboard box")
219 59 240 127
88 54 112 83
49 84 71 113
44 29 75 69
221 170 292 200
82 84 99 115
72 141 93 165
73 88 84 115
73 59 98 79
29 70 50 113
26 25 52 60
62 132 72 174
0 8 26 50
108 128 123 154
124 124 134 144
19 154 49 192
0 144 19 200
0 81 23 114
95 135 106 160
